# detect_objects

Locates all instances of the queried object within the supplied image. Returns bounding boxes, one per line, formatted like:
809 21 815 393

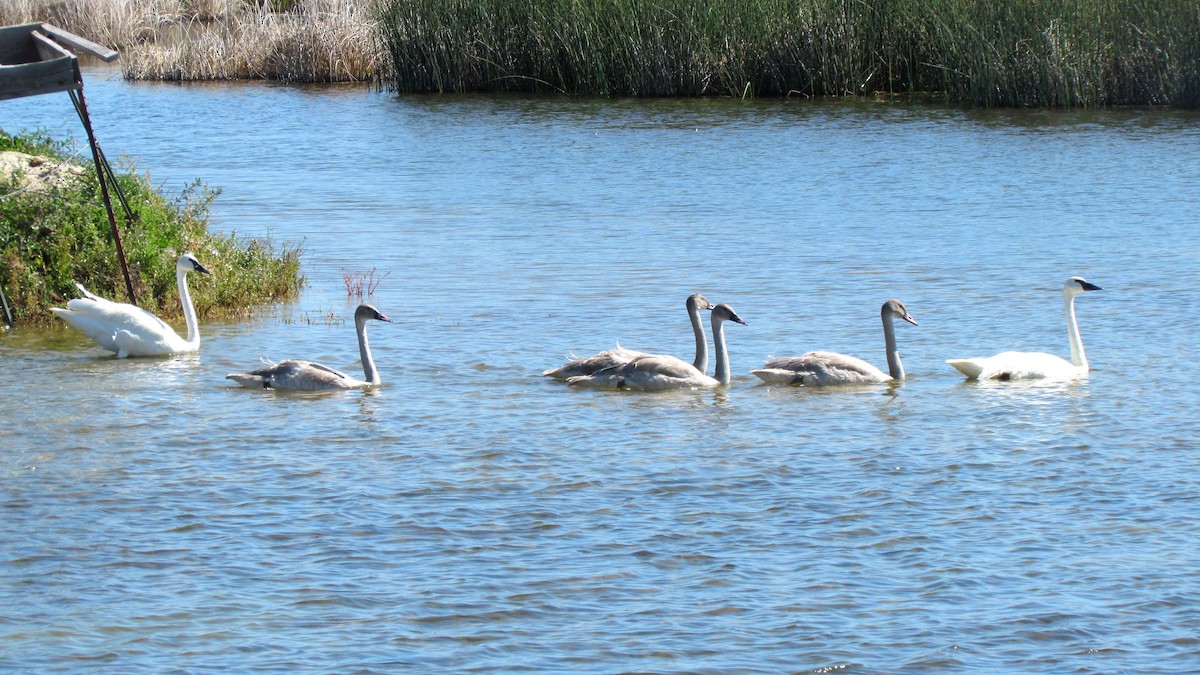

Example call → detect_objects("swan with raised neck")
50 253 212 357
751 299 918 385
226 304 392 390
947 276 1101 380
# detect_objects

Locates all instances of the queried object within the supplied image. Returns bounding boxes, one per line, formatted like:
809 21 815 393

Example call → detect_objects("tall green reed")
376 0 1200 106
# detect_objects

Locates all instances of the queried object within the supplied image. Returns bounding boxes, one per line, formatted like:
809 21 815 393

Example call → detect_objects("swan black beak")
194 261 212 275
1080 281 1101 291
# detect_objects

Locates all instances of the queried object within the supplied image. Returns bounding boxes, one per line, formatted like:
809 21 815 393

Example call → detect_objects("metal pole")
0 278 13 329
71 85 137 306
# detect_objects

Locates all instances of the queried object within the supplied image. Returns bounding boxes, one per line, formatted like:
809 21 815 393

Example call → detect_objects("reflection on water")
1 67 1200 672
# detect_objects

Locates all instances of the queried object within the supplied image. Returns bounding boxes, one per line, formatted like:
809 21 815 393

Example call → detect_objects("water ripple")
1 73 1199 673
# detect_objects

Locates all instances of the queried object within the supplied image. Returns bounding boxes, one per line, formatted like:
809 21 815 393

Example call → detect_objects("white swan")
567 303 746 391
50 253 211 357
226 303 392 390
543 293 715 380
947 276 1101 381
752 299 918 385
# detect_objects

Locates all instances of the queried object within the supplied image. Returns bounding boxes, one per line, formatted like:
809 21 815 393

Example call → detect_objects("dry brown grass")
1 0 384 83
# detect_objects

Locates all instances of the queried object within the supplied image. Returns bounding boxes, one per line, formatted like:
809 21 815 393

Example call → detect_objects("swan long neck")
356 315 381 385
881 311 904 380
178 268 200 345
689 303 709 374
712 317 731 385
1065 291 1086 369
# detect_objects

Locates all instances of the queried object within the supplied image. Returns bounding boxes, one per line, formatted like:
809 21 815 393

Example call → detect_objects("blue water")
2 66 1200 672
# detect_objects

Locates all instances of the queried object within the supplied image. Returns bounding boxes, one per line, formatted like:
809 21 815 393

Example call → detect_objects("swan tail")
74 282 102 302
543 361 606 379
564 364 625 389
947 359 986 380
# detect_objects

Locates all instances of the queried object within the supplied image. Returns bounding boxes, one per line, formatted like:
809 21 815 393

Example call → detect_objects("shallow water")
2 67 1200 672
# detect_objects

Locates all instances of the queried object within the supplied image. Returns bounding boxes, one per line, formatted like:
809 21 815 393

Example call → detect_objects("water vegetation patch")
341 267 388 298
3 0 1197 104
376 0 1200 106
0 130 304 326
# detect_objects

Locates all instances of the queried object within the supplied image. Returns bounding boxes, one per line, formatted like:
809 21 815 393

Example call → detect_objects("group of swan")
546 277 1102 390
51 254 391 391
556 300 748 391
50 256 1102 391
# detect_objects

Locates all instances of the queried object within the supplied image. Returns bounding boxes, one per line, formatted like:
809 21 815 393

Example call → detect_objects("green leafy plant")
0 131 305 325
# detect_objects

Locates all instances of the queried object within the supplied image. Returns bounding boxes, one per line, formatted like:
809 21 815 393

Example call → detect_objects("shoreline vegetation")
0 0 1196 106
0 131 303 327
0 0 382 83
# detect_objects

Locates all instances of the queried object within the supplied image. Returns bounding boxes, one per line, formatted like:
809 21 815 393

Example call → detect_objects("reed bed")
377 0 1200 106
1 0 383 83
2 0 1196 102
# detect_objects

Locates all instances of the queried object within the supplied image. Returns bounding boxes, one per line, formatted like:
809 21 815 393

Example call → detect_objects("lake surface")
2 66 1200 672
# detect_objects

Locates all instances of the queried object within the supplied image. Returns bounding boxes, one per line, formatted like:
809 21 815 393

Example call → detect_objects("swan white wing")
753 351 890 385
72 284 176 333
49 307 120 352
947 351 1084 381
64 296 177 339
54 302 185 356
226 359 364 390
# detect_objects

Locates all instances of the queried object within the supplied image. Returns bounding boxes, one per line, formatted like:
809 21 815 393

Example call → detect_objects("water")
2 66 1200 672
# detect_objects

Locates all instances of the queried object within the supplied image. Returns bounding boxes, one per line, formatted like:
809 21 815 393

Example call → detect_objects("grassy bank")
0 131 303 326
377 0 1200 106
0 0 382 82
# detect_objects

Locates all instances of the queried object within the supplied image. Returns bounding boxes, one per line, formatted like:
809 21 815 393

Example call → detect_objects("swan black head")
882 299 918 326
179 253 212 275
355 303 392 323
687 293 716 311
1066 276 1101 293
